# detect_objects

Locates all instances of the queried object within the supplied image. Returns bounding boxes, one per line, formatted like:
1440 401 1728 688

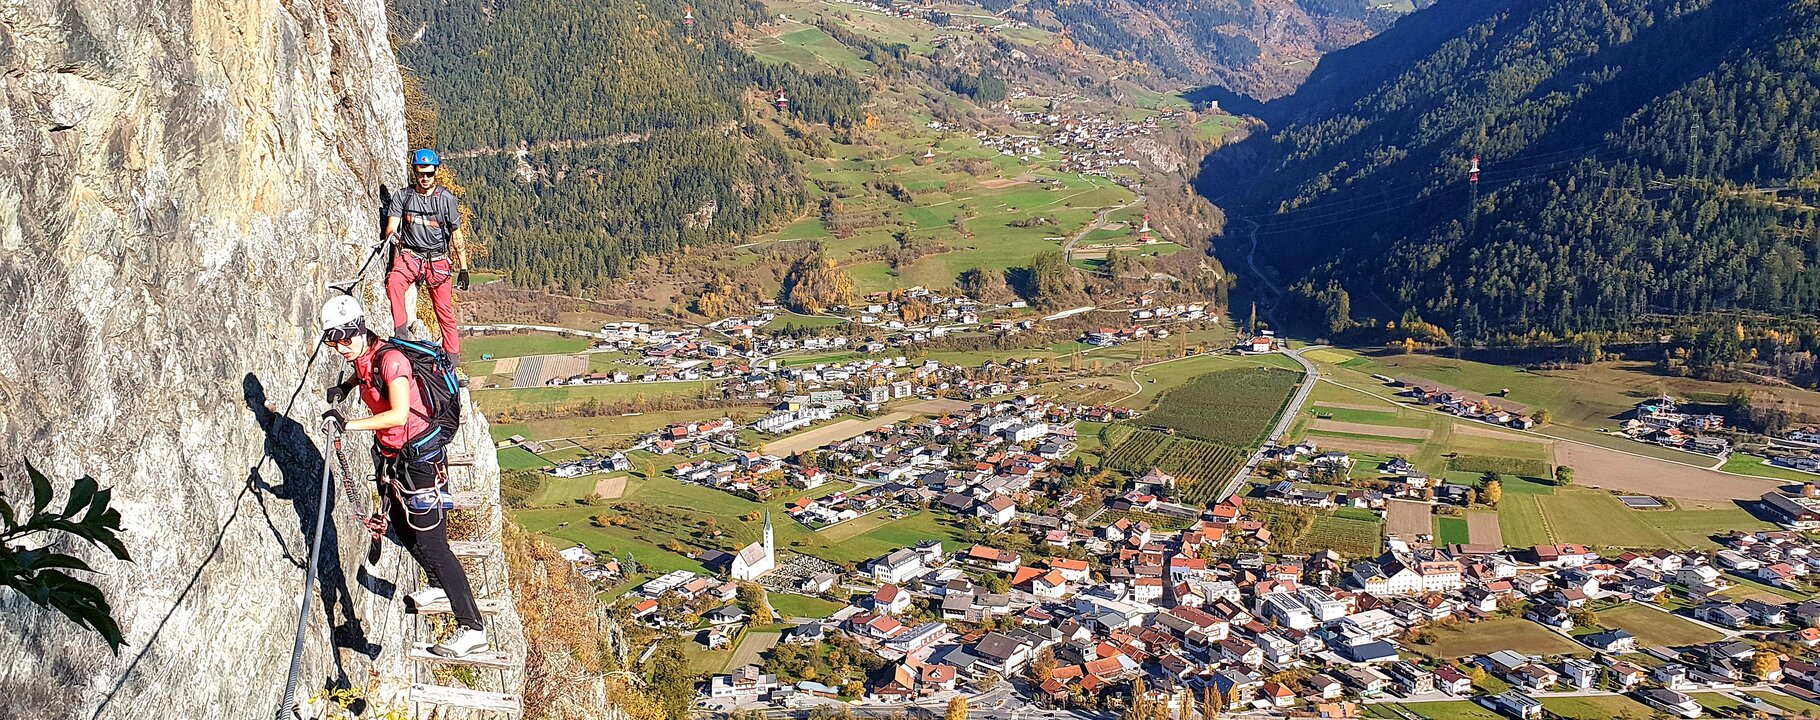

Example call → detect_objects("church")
730 512 776 581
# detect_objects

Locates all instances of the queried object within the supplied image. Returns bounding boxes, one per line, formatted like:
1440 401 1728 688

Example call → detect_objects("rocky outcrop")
0 0 520 717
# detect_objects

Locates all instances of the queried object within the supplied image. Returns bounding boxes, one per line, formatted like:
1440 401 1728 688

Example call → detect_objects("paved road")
1216 344 1321 501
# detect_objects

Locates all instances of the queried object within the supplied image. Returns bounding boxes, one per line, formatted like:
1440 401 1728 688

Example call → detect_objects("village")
530 375 1820 720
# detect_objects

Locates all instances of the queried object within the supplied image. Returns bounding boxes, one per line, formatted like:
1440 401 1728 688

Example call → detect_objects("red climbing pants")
385 250 461 355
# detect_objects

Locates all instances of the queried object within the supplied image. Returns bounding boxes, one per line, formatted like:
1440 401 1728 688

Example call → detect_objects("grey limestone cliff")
0 0 522 717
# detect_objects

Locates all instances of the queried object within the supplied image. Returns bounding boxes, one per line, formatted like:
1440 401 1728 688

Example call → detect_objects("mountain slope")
1202 0 1820 339
1017 0 1432 99
390 0 867 290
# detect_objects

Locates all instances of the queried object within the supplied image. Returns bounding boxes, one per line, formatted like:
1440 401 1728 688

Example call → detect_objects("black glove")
319 409 347 435
327 383 350 405
457 269 471 291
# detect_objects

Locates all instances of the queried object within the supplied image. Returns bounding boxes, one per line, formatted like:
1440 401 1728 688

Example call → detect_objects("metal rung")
411 683 521 714
446 455 477 466
409 644 515 669
452 491 491 509
414 596 509 615
450 540 497 558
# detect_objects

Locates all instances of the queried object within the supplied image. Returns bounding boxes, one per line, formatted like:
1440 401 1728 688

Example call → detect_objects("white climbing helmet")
320 295 368 342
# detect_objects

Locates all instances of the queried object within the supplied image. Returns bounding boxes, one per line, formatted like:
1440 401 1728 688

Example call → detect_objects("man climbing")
318 295 488 658
382 148 471 365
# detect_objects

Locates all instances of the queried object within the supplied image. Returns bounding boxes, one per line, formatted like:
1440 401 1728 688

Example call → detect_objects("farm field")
512 469 963 574
497 446 552 471
1117 351 1295 411
1101 428 1248 503
725 630 782 673
474 379 714 415
1305 514 1382 557
1310 349 1801 466
1594 603 1724 646
1538 695 1659 719
1465 511 1501 545
1141 366 1304 446
1721 454 1820 482
462 332 594 361
527 474 603 506
1413 616 1586 659
488 406 771 444
1243 501 1382 558
767 592 846 619
1553 442 1782 502
1496 484 1771 549
763 412 915 457
1385 500 1432 540
1434 515 1470 545
1363 701 1502 720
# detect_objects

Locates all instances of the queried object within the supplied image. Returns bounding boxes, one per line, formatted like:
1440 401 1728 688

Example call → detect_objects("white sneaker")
407 587 447 609
432 628 489 658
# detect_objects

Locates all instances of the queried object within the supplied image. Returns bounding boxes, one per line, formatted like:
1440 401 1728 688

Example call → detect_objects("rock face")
0 0 521 717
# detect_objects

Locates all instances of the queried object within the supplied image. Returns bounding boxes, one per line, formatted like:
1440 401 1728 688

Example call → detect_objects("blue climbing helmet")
411 148 441 169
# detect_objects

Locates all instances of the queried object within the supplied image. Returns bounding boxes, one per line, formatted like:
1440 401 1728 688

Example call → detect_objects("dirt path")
1308 419 1430 439
1386 500 1433 540
1466 510 1502 546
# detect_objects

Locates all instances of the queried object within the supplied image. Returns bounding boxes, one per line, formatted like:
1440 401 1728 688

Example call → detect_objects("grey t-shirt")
386 186 461 255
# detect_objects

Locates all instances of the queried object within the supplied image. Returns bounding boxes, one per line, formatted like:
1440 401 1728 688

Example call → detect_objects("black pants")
381 455 484 631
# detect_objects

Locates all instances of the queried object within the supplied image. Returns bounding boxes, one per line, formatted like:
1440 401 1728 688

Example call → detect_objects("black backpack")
367 337 463 461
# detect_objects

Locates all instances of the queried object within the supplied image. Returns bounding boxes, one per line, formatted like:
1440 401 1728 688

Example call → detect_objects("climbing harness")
376 450 456 534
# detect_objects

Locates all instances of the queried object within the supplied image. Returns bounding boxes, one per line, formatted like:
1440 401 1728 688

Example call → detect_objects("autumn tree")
1124 677 1150 720
1202 685 1221 720
957 266 1011 302
1752 649 1782 679
947 697 969 720
1029 646 1057 684
781 253 854 314
738 581 775 624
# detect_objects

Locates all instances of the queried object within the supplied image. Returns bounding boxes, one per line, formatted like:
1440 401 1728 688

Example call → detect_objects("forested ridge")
390 0 867 292
1015 0 1430 99
1203 0 1820 341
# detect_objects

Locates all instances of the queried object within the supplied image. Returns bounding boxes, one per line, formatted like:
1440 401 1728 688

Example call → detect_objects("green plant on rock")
0 462 131 652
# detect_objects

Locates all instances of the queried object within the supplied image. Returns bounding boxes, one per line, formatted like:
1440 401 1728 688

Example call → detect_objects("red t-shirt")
355 344 430 453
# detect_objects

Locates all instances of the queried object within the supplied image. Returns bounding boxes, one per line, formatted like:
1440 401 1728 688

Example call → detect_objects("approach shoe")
405 586 447 613
431 628 489 658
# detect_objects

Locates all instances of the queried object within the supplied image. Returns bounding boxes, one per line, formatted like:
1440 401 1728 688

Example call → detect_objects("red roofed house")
873 584 911 615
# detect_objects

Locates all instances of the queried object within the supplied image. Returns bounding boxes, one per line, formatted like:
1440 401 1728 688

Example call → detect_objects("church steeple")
763 511 774 552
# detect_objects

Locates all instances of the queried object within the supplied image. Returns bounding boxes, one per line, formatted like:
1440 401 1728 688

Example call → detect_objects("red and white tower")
775 88 789 112
1138 214 1154 243
684 5 694 28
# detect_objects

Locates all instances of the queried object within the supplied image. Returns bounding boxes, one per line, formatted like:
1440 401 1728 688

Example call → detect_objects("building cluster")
654 475 1820 718
1393 379 1540 431
1622 396 1732 456
987 104 1183 177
